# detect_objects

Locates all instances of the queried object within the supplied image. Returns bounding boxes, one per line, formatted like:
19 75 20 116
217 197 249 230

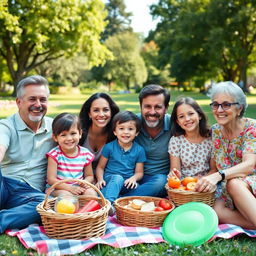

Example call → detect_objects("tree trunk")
126 78 130 91
239 61 248 93
12 71 26 97
108 81 114 91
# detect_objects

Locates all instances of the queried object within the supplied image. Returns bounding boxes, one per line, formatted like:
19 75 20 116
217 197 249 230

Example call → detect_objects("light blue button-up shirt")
0 113 54 191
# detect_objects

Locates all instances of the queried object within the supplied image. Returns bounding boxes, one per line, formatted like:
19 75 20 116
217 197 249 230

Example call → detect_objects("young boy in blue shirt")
96 111 146 207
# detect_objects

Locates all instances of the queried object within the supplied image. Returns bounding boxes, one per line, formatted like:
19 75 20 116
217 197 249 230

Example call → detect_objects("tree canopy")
141 40 171 85
102 0 133 40
150 0 256 88
103 31 147 90
0 0 111 95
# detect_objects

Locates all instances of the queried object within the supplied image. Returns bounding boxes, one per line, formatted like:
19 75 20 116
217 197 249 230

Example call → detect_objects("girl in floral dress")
168 97 216 185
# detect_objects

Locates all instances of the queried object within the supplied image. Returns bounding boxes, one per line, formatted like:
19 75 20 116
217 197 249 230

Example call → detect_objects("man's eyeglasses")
209 102 239 110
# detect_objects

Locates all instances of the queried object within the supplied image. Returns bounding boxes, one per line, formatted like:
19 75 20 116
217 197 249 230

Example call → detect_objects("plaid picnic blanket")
210 223 256 240
6 217 256 256
6 216 164 255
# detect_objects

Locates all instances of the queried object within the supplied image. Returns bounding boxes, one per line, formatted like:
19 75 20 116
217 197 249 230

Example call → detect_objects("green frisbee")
162 202 218 246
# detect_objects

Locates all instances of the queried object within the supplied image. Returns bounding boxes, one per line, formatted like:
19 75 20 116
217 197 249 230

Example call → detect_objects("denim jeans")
101 173 134 203
0 170 45 233
122 174 168 197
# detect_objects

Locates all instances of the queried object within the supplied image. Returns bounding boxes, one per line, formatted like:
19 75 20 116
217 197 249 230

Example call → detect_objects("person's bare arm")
168 155 181 178
196 153 256 192
224 153 256 178
124 162 144 189
95 156 108 189
0 145 7 163
83 163 94 184
207 157 217 175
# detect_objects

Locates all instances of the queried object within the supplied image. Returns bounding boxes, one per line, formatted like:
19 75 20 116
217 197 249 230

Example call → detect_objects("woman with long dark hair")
79 93 119 173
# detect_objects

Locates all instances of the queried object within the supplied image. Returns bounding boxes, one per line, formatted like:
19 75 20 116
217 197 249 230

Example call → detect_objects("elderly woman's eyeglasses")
210 102 239 110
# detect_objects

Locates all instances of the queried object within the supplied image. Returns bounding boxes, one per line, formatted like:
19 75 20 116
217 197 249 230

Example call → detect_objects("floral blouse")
211 118 256 173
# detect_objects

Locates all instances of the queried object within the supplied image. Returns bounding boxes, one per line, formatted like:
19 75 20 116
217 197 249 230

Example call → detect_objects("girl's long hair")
170 97 210 137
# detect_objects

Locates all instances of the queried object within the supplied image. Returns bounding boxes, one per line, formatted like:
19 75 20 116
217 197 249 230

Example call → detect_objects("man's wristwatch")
218 170 225 182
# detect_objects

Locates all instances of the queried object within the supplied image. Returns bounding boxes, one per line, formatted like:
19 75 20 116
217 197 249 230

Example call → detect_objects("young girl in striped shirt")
46 113 97 197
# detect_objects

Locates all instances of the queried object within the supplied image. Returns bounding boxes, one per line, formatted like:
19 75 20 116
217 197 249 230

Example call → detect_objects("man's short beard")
28 114 44 122
144 119 160 128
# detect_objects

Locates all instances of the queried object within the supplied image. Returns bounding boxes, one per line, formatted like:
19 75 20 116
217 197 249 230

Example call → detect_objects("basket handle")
43 179 107 208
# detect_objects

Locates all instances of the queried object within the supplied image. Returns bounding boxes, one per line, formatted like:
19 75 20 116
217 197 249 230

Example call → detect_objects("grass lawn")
1 90 256 122
0 90 256 255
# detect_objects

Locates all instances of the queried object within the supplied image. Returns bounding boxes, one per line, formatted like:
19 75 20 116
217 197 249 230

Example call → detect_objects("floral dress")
168 135 212 178
212 118 256 208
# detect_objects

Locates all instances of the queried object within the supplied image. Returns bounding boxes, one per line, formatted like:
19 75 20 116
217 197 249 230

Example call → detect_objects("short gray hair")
209 81 247 117
16 75 50 98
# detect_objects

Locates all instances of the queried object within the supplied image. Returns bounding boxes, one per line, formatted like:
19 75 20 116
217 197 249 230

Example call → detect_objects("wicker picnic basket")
165 184 216 207
37 179 111 240
114 196 175 228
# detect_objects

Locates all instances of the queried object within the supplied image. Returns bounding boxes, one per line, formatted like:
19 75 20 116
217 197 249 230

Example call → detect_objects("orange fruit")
168 176 181 189
56 199 76 214
182 176 198 186
186 181 197 191
177 186 186 190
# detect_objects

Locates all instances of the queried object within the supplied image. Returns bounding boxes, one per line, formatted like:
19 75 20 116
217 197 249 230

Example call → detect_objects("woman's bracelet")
218 170 225 182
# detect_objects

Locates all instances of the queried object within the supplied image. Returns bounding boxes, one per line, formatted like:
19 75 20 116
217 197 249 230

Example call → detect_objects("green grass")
0 90 256 255
1 90 256 123
0 234 255 256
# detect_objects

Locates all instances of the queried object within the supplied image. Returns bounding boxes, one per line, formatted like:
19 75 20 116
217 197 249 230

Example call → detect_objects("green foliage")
49 86 60 95
103 31 148 90
36 53 91 87
79 80 104 93
150 0 256 87
141 40 171 85
0 0 112 95
102 0 133 40
0 56 11 86
48 81 64 94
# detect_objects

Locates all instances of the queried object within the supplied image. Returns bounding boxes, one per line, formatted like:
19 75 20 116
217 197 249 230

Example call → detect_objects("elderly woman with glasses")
196 81 256 229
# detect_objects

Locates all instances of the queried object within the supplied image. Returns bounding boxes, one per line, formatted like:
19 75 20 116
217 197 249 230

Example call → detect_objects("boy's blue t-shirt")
101 139 146 179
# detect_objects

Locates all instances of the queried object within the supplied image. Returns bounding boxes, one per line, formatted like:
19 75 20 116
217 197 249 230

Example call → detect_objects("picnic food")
128 198 173 212
131 199 147 210
177 186 186 190
114 196 175 227
76 199 101 213
141 202 155 211
159 199 173 210
168 176 198 191
168 176 181 188
37 179 110 239
166 176 215 207
182 176 198 186
154 206 164 211
186 181 197 191
55 198 76 214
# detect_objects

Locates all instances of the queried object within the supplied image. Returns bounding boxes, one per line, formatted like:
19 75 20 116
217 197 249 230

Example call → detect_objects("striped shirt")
46 145 94 181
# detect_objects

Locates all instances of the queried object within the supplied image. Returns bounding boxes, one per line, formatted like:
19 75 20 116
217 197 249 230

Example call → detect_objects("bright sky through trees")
124 0 159 36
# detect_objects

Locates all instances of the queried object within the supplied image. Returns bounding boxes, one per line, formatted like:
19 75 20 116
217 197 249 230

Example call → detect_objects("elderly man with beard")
123 84 172 197
0 75 55 233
